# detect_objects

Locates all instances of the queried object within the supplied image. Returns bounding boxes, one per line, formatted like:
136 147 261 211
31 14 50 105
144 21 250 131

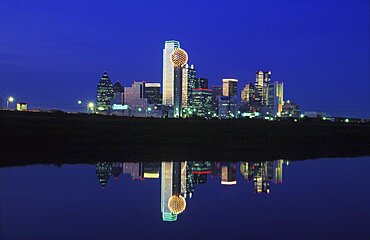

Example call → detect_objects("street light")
87 102 95 113
7 96 14 109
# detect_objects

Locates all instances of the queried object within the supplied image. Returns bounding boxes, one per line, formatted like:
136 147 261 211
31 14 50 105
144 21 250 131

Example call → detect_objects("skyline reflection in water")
1 157 370 240
96 160 287 222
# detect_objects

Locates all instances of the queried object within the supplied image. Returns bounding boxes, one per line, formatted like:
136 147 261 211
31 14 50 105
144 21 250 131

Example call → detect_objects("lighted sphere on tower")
170 48 188 67
168 195 186 214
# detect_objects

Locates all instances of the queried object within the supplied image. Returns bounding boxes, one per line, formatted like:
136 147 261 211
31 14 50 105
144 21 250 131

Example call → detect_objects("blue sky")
0 0 369 117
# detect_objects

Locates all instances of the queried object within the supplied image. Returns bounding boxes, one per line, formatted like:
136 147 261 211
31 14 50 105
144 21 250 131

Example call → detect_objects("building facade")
218 96 238 119
189 88 212 118
144 83 161 105
97 72 114 112
162 40 180 106
222 79 238 97
267 81 284 117
255 71 271 106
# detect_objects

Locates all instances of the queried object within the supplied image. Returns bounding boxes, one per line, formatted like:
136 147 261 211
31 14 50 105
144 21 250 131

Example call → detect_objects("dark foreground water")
1 157 370 240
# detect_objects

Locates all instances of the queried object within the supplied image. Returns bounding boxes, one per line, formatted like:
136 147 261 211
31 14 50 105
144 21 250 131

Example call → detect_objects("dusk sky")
1 0 369 117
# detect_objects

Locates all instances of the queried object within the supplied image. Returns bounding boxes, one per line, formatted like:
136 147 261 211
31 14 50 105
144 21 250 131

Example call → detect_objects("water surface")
1 157 370 239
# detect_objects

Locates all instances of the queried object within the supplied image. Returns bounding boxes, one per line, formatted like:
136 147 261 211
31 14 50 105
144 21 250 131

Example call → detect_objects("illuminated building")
222 79 238 97
221 164 237 185
96 162 113 188
96 72 114 113
241 82 256 103
196 78 208 89
182 64 196 108
218 96 237 119
211 86 222 116
282 100 301 117
255 70 271 106
144 83 161 105
267 81 284 117
162 40 180 107
171 48 188 117
0 98 2 109
16 102 27 111
189 88 212 118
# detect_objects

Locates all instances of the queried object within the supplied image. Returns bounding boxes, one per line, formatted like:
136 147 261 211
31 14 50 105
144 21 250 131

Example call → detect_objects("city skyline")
1 1 369 118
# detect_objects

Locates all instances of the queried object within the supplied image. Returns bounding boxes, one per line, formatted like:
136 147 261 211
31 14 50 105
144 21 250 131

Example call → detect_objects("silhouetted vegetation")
0 111 369 167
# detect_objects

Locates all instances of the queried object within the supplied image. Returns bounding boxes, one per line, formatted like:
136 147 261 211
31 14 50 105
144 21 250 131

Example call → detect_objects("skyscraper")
97 72 114 112
218 96 238 119
267 81 284 117
195 78 208 89
255 71 271 106
241 82 256 103
222 79 238 97
124 81 147 107
182 64 196 108
112 81 124 105
189 88 212 118
144 83 161 105
162 40 180 106
212 86 222 116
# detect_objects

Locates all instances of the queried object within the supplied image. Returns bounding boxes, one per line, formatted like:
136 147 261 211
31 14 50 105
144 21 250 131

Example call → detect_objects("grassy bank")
0 111 369 167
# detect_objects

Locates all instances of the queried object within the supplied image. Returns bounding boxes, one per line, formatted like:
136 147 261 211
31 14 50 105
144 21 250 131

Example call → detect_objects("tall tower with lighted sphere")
170 47 188 117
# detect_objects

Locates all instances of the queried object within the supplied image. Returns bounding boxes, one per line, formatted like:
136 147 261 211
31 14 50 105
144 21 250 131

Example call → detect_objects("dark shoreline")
0 111 369 167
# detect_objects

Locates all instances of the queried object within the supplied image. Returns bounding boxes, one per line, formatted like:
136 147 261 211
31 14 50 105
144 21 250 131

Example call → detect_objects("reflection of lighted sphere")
170 48 188 67
168 195 186 214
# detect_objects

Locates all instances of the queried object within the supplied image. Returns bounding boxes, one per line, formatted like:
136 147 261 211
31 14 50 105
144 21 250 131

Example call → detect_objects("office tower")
112 81 124 105
124 81 148 107
189 88 212 117
144 83 161 105
182 64 196 108
97 72 114 112
96 162 113 188
112 162 123 179
195 77 208 89
0 98 2 110
221 164 237 185
282 100 301 117
163 40 180 106
255 70 271 106
222 79 238 97
218 96 237 119
241 82 256 103
267 81 284 116
212 86 222 115
171 48 188 117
